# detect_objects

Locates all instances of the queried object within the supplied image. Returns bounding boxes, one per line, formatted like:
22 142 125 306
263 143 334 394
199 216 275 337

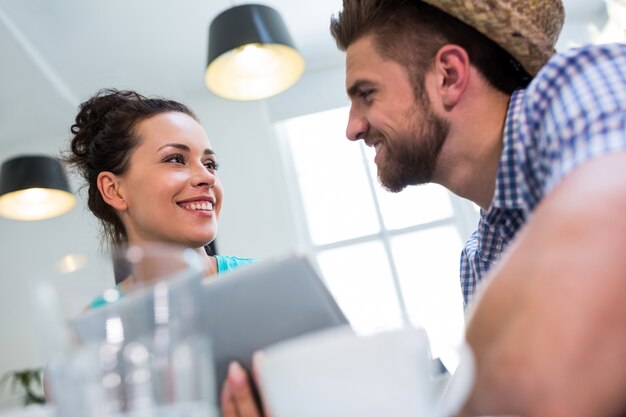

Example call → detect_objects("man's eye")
360 89 373 100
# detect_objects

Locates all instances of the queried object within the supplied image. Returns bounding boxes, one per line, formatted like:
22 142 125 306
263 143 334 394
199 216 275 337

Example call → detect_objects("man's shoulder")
513 42 626 197
553 42 625 58
532 43 626 88
549 43 625 67
517 43 626 114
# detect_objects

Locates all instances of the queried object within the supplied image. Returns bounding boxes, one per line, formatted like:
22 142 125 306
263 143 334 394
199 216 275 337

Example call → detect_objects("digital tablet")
71 252 349 402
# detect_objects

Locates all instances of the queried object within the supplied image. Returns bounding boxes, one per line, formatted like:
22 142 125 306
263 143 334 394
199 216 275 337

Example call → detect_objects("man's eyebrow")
157 143 215 155
347 79 374 99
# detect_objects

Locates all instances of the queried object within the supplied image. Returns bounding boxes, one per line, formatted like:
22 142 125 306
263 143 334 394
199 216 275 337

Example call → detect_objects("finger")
228 361 262 417
221 380 238 417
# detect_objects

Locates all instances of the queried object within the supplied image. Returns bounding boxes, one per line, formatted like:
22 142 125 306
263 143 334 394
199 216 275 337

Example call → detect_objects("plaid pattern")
460 43 626 307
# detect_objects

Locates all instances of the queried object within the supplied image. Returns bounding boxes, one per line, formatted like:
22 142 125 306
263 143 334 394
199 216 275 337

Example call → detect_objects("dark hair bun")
69 89 146 165
62 88 196 249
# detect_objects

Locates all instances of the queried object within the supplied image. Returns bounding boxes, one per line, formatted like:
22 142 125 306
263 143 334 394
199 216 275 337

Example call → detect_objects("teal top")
89 254 255 309
214 255 256 274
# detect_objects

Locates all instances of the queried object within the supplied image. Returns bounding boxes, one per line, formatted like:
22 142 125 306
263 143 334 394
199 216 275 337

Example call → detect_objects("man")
330 0 626 416
221 1 626 416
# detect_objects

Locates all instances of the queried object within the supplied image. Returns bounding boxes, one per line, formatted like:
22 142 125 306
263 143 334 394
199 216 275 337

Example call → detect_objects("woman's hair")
64 89 198 249
330 0 531 97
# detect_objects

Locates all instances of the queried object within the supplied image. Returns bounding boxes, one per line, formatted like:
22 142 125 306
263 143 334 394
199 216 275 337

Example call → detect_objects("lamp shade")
0 155 76 221
205 4 305 101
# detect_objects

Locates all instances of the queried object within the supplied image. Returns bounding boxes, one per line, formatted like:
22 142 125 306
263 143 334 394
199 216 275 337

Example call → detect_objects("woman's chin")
185 236 217 251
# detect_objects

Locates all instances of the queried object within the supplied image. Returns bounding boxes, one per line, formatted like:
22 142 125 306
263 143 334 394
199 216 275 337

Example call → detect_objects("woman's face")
115 111 223 249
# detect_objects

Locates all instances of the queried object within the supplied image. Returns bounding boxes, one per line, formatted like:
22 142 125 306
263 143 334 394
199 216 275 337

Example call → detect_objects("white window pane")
363 147 455 229
391 226 465 355
316 242 404 333
295 171 379 245
282 108 380 245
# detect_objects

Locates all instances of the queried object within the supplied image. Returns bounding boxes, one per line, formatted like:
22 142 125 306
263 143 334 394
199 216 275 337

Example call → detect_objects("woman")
59 89 263 416
64 89 254 304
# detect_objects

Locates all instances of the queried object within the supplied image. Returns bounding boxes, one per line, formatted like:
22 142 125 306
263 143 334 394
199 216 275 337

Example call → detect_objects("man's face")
345 35 449 192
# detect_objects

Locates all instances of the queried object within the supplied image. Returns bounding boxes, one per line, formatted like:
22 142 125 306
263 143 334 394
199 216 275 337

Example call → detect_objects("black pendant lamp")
0 155 76 221
205 4 305 101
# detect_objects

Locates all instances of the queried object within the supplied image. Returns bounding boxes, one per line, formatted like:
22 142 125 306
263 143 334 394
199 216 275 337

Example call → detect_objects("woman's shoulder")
87 286 124 310
214 255 256 274
88 255 256 310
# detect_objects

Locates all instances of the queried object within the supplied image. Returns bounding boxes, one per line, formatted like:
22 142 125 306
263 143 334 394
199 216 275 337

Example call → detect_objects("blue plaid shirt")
460 43 626 307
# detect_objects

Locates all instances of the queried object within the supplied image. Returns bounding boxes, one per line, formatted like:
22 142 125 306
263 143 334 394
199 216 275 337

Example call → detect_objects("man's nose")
346 106 369 141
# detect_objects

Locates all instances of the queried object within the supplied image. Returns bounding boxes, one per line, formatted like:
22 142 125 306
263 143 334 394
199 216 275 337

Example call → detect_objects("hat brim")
421 0 563 76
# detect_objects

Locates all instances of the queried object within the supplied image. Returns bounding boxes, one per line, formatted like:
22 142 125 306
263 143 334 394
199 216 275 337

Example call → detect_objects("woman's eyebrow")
157 143 215 155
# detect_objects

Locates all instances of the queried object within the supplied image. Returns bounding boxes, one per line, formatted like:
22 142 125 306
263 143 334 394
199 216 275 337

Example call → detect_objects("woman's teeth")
181 202 213 211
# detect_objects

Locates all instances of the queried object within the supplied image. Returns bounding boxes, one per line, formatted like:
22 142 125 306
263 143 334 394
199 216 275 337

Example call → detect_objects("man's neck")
434 89 511 210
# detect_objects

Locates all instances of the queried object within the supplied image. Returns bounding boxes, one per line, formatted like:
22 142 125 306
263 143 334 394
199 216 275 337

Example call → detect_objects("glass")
43 243 217 417
30 251 114 358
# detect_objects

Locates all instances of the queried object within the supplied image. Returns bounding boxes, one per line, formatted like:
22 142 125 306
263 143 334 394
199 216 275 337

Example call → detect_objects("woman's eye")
204 160 220 171
164 154 185 164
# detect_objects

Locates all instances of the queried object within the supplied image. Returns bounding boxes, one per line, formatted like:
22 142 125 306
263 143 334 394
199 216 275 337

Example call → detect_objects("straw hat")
421 0 565 76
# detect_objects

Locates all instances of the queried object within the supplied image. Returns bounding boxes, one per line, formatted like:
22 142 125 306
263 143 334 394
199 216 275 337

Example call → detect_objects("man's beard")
376 100 449 193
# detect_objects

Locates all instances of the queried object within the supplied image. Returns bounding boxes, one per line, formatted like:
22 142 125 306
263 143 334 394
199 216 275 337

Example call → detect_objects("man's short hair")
330 0 531 96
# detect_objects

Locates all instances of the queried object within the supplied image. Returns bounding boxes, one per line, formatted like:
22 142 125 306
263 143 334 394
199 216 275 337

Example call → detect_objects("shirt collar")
490 88 527 210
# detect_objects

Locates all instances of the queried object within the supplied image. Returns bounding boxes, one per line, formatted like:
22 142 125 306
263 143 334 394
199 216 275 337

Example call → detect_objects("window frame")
275 106 479 336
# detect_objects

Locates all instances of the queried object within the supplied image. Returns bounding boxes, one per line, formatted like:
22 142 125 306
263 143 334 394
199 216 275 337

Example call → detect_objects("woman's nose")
346 106 369 141
190 164 216 188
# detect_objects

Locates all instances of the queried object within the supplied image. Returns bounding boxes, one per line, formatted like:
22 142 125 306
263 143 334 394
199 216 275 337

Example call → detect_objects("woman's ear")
97 171 127 211
433 44 470 110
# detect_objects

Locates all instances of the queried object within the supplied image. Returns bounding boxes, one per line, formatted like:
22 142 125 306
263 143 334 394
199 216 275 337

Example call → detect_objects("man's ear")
97 171 127 211
432 44 470 110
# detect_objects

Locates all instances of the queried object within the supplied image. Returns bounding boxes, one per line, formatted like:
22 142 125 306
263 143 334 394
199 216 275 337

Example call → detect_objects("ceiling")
0 0 608 152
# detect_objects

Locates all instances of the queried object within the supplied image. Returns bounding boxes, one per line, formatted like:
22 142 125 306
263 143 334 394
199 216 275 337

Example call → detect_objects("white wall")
0 129 110 406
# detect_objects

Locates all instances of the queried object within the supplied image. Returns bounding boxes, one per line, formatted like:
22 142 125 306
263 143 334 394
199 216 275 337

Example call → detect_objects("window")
276 106 478 360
